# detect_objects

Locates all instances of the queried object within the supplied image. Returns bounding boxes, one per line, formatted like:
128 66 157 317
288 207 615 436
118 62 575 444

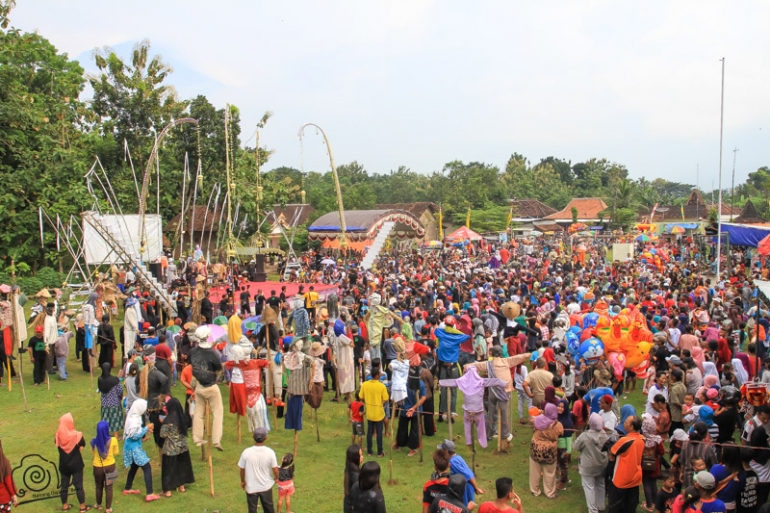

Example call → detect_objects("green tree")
0 3 94 267
748 167 770 207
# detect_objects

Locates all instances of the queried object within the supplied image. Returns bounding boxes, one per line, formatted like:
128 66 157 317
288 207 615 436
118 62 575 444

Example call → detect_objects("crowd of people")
2 232 770 513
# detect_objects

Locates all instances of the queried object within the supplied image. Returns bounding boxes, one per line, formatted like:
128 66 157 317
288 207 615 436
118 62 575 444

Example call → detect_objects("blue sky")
11 1 770 187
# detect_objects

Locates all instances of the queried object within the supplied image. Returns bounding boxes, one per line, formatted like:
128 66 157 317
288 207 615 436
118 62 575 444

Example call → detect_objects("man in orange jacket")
608 415 644 513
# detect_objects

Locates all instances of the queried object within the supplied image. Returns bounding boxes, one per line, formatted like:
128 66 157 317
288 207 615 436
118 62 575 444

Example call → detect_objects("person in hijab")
574 413 610 513
122 399 159 502
529 402 563 499
98 363 123 439
690 345 706 374
641 416 665 512
91 420 119 513
159 397 194 496
0 439 18 512
83 292 99 364
703 361 719 380
123 297 139 361
615 404 637 435
556 398 573 489
542 385 559 408
731 358 749 386
54 413 87 512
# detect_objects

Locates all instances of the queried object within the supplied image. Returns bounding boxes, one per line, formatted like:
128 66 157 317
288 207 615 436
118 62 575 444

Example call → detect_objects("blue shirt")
449 454 475 505
435 328 469 364
400 381 426 414
143 337 159 347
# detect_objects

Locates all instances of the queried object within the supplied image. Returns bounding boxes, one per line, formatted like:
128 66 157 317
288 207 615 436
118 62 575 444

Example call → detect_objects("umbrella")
241 315 262 333
320 258 336 266
203 324 227 342
166 325 181 334
670 226 686 234
635 234 650 242
422 240 443 248
528 230 543 237
213 315 228 326
759 234 770 256
575 231 594 237
243 321 260 333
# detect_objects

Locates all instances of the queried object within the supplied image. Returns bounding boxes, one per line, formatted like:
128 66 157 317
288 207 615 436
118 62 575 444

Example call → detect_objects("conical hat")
501 301 520 320
35 288 51 299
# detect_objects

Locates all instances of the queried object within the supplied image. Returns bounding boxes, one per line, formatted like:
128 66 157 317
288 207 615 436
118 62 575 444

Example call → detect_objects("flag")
681 204 685 220
466 205 471 228
506 205 513 228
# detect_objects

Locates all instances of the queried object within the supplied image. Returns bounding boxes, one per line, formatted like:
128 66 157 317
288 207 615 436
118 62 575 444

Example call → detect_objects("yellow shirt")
359 379 389 422
92 437 120 467
304 291 319 309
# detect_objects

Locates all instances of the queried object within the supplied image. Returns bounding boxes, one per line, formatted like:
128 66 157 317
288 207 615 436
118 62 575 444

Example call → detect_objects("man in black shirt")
239 286 251 316
28 325 47 385
190 326 224 451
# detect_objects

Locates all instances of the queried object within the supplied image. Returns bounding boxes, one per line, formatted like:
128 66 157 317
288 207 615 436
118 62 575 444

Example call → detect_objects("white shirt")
646 384 668 417
238 445 277 493
600 409 617 431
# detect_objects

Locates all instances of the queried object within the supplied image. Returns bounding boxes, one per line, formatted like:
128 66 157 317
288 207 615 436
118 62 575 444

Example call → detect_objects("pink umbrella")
203 324 227 342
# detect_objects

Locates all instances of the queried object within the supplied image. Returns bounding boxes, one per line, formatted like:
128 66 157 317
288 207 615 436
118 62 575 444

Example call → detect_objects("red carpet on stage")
206 281 339 304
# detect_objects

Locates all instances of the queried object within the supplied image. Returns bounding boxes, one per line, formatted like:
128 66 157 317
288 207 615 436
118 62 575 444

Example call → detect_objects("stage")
205 280 339 304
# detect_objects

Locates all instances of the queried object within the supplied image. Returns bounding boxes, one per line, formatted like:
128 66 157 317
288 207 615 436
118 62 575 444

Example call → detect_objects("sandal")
62 505 73 512
105 510 113 513
145 494 161 502
122 489 141 495
163 492 172 498
94 506 104 511
80 507 92 512
177 486 186 493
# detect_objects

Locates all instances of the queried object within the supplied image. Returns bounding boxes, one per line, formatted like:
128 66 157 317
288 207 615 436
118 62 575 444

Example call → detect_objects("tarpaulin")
718 223 770 248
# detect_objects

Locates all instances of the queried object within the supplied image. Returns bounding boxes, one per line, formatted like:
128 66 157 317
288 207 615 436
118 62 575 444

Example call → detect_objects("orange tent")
444 226 483 242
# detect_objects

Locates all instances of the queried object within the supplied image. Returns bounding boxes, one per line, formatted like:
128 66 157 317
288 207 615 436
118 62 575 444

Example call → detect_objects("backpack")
641 445 657 472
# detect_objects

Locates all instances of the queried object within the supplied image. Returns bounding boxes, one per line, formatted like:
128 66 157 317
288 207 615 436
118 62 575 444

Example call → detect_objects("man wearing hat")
238 427 279 513
27 325 48 385
190 326 225 451
693 470 726 512
437 439 484 505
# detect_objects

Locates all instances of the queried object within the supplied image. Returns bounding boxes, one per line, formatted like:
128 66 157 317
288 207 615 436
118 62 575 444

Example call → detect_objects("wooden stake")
207 406 214 497
447 387 453 441
496 405 502 453
315 407 320 442
388 404 397 485
201 403 207 462
416 387 423 463
293 430 299 459
509 391 514 434
237 414 242 444
470 414 476 471
6 357 11 392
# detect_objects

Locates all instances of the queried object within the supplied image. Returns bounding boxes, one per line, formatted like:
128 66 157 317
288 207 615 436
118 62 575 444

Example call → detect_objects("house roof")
734 199 766 224
165 206 221 232
269 204 316 227
532 222 564 232
642 202 743 222
510 198 557 219
375 202 439 217
308 209 425 241
544 198 608 221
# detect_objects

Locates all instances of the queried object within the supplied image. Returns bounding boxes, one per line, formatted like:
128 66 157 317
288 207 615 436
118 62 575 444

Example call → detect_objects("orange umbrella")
758 234 770 256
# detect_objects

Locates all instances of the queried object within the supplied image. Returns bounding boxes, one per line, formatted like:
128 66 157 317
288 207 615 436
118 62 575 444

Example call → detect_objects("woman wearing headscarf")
54 413 87 512
122 399 160 502
91 421 119 513
528 402 563 499
690 345 706 374
680 422 718 489
0 439 18 512
641 416 665 512
556 398 574 489
703 361 719 380
83 292 99 366
123 297 139 361
731 358 749 386
542 385 559 408
159 397 194 497
573 413 610 513
98 363 123 440
615 404 637 435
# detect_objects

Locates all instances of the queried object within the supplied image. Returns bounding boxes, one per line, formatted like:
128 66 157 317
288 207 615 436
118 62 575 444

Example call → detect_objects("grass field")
1 311 647 513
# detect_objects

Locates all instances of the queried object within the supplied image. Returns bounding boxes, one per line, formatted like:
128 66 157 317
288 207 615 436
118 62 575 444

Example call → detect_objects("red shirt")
155 343 172 361
0 474 18 504
478 503 519 513
349 401 365 423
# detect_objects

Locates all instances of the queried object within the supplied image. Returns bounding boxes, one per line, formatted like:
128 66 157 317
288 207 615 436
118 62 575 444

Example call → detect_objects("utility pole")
716 57 725 280
730 147 738 221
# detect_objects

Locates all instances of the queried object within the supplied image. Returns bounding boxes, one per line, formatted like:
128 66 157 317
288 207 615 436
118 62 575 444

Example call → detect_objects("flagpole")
716 57 725 280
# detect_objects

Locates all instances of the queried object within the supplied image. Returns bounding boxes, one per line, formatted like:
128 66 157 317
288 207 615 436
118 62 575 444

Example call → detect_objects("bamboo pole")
416 387 423 463
207 406 214 497
470 414 476 471
388 404 398 485
447 388 453 441
315 407 320 442
6 357 10 391
293 430 299 459
237 414 242 444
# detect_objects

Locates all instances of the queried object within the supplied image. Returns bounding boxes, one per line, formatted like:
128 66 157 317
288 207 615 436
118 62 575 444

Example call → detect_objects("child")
472 326 487 362
276 453 295 513
682 393 698 428
669 429 687 490
556 399 573 489
362 345 372 378
349 390 365 446
655 473 678 513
